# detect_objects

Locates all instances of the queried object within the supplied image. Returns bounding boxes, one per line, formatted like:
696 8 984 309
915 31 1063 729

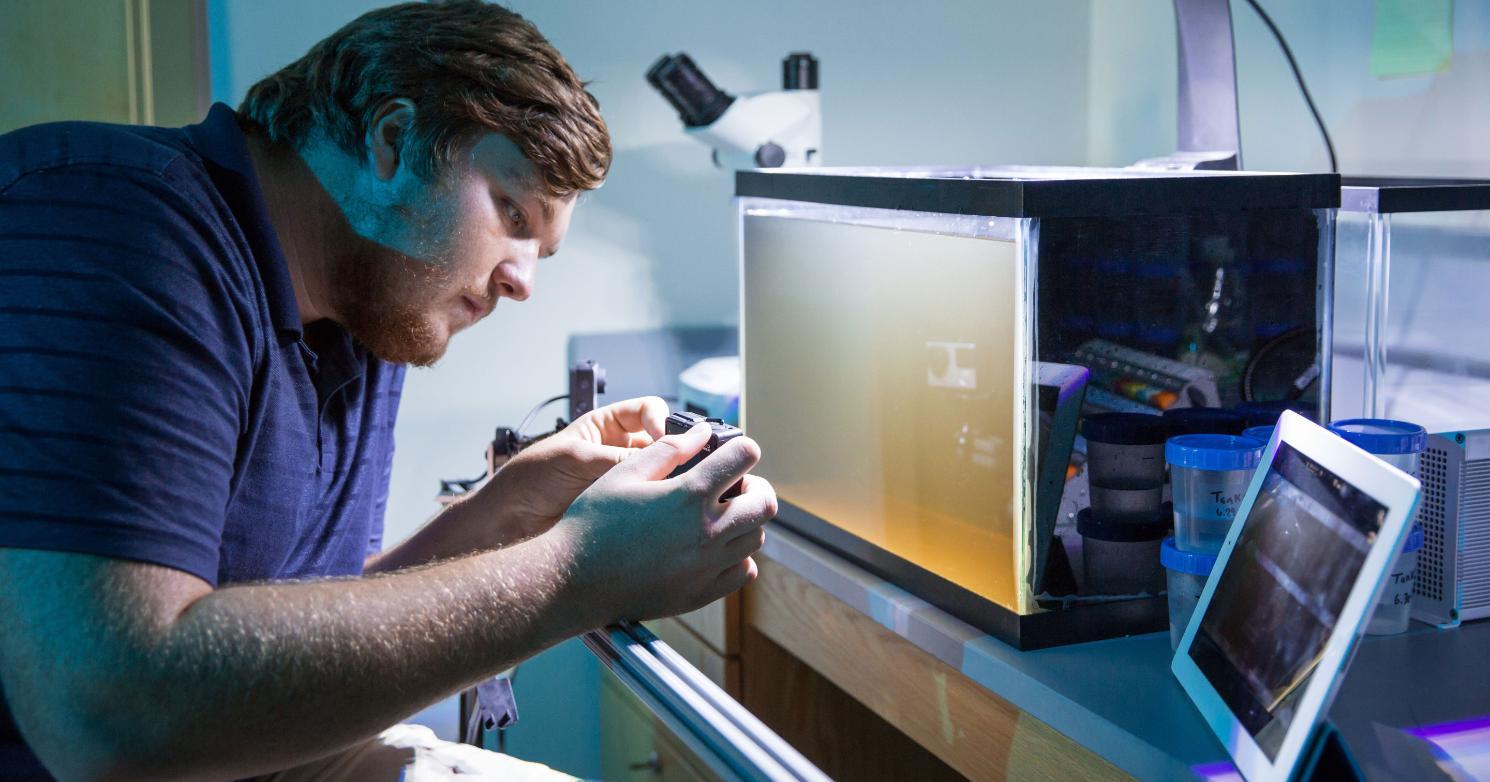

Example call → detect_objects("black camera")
665 411 745 501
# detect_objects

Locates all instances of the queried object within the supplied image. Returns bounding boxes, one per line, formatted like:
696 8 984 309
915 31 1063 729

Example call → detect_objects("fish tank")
1331 177 1490 433
738 166 1339 648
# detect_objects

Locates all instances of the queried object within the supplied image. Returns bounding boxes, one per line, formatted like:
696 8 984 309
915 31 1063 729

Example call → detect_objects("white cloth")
254 724 578 782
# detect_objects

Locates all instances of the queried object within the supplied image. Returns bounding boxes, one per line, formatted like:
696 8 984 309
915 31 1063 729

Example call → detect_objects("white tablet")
1171 410 1421 781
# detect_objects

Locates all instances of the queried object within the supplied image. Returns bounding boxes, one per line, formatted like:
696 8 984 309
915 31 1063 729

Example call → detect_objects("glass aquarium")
1331 178 1490 433
738 166 1338 648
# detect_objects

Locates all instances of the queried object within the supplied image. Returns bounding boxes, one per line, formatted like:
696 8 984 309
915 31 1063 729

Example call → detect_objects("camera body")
665 411 745 501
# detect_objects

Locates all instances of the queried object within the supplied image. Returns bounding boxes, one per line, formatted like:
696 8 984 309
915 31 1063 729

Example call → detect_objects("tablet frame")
1170 410 1421 781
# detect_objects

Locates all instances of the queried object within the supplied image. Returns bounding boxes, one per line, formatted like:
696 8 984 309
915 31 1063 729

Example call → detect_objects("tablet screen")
1186 441 1389 758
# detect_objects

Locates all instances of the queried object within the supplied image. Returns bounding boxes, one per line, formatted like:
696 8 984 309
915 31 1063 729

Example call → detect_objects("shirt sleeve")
0 163 255 585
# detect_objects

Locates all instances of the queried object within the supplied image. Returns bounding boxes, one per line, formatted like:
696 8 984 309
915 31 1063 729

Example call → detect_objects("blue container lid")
1161 537 1218 575
1163 407 1247 435
1404 524 1424 553
1081 412 1173 446
1329 418 1427 455
1242 425 1275 443
1166 434 1265 471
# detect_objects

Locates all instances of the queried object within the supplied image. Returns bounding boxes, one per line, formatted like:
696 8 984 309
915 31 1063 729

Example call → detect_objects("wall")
1087 0 1490 175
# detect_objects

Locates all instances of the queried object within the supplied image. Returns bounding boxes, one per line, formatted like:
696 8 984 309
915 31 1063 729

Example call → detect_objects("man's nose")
492 250 535 302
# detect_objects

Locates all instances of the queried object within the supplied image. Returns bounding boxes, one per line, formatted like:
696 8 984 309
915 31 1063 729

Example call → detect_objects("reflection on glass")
742 214 1026 611
1333 209 1490 431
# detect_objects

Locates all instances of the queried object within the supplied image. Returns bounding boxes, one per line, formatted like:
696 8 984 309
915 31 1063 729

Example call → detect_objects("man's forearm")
364 488 534 574
2 529 601 781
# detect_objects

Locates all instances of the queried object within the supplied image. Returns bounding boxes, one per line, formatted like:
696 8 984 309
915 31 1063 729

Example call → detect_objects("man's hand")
556 422 777 623
488 395 670 541
366 396 671 572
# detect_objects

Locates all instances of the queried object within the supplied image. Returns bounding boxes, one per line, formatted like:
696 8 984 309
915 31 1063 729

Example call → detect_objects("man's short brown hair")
238 1 610 197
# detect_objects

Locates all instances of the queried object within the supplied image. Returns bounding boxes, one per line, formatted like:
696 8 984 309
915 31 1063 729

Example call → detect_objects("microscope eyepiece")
646 53 735 128
782 52 818 90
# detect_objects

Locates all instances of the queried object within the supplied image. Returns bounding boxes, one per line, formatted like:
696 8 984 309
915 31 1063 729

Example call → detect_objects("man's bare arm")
0 531 588 782
0 425 773 782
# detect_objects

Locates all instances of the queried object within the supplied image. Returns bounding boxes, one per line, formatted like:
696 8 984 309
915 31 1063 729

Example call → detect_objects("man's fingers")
607 422 712 482
721 525 767 562
684 437 763 502
585 396 669 445
623 430 655 449
712 556 759 595
710 476 776 539
581 443 641 470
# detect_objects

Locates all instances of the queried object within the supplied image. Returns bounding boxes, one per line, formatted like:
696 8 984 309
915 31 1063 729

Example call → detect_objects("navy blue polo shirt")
0 105 404 778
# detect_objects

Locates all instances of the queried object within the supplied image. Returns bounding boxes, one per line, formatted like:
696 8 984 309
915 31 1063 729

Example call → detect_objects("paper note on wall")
1371 0 1454 78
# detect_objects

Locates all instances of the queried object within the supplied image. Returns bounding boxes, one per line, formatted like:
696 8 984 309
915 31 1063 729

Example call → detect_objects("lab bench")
724 523 1489 781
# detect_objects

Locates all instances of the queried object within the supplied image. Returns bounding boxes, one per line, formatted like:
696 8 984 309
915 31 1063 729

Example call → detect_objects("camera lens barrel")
646 53 735 128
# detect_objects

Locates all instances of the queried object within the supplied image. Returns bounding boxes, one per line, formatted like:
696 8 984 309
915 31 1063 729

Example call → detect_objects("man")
0 2 774 780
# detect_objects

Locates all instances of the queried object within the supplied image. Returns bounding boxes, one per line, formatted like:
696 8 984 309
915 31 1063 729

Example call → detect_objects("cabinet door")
1 0 208 134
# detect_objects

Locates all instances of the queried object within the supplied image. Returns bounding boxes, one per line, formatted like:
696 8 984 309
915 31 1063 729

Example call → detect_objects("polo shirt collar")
184 103 303 342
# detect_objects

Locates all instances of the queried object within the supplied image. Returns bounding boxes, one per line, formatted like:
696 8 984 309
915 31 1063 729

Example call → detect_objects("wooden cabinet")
600 674 723 782
742 555 1129 781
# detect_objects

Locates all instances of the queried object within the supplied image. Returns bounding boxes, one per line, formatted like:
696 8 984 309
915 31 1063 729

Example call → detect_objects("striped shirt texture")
0 104 404 779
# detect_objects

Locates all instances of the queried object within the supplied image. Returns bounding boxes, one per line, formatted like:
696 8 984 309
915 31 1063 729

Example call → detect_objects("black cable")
1242 326 1318 402
1242 0 1339 173
517 394 569 437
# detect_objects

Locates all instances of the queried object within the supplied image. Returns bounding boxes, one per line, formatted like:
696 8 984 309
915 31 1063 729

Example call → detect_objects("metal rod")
582 623 831 782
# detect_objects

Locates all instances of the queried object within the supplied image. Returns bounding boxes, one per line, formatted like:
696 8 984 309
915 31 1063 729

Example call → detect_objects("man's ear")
367 98 416 182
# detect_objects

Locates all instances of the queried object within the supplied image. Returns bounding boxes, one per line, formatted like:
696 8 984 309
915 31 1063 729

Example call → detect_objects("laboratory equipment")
1082 413 1173 489
1072 338 1220 412
1329 418 1427 635
1082 412 1170 526
1078 507 1168 596
1032 362 1090 592
738 165 1336 647
1160 537 1217 650
679 356 741 425
666 411 745 501
1415 428 1490 627
1167 434 1264 554
1172 412 1420 781
648 52 821 169
1365 526 1422 636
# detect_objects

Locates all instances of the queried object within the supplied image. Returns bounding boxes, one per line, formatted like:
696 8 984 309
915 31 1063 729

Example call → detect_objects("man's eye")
503 201 525 228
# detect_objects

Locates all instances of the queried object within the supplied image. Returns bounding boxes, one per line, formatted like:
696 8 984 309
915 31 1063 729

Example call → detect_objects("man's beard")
328 244 454 367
